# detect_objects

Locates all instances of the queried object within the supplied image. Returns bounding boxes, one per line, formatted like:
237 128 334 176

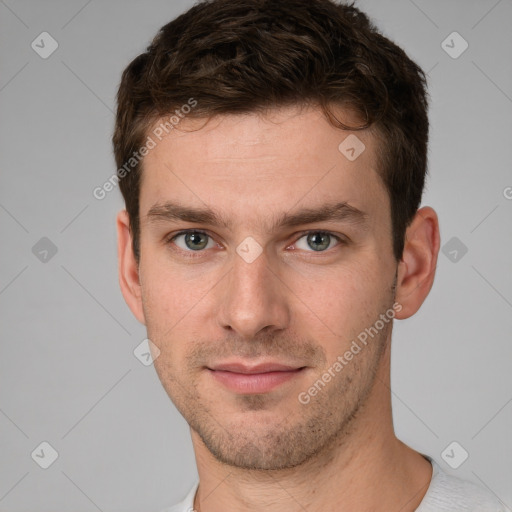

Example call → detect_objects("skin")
117 104 440 511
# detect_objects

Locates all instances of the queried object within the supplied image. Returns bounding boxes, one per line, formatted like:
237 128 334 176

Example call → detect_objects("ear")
116 209 146 325
394 206 440 319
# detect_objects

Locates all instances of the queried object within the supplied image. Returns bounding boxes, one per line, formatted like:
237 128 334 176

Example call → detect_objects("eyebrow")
144 200 368 232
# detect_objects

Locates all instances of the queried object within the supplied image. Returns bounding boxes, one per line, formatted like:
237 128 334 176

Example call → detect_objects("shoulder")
157 480 199 512
417 456 505 512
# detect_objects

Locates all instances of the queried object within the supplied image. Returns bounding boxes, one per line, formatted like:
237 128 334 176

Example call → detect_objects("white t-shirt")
159 454 505 512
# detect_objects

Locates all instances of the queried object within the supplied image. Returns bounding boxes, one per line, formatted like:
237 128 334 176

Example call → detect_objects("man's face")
136 105 399 470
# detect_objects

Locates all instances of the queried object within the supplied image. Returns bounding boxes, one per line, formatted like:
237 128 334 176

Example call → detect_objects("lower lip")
208 368 305 394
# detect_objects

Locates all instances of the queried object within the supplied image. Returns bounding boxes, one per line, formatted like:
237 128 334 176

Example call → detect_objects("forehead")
139 105 388 230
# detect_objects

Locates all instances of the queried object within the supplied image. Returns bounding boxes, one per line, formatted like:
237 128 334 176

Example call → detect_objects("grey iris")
307 233 330 251
185 232 209 250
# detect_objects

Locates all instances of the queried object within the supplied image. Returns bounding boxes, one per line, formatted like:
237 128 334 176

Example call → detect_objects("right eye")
166 230 217 255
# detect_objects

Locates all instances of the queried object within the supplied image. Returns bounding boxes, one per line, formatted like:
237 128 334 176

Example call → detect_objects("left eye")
293 231 341 252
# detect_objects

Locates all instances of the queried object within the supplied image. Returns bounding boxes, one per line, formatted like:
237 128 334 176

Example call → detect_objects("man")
113 0 504 510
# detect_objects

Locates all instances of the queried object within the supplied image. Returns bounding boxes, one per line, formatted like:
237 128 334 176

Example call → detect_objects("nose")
216 246 290 339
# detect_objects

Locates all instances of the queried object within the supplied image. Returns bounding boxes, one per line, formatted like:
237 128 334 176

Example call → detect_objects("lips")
209 362 303 374
207 361 306 394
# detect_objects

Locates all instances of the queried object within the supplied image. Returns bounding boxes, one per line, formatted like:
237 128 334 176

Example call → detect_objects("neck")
191 348 432 512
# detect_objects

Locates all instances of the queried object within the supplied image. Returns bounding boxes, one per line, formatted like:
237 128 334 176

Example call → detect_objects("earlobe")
394 206 440 319
116 209 146 325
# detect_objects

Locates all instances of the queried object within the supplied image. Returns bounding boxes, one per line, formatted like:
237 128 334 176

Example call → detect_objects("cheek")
139 249 223 353
139 255 188 346
296 256 391 345
140 245 202 315
278 264 353 344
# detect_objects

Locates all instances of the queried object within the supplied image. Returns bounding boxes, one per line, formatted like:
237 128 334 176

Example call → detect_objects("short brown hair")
112 0 429 263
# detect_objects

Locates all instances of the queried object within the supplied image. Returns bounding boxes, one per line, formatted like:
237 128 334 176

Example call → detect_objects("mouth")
206 361 307 394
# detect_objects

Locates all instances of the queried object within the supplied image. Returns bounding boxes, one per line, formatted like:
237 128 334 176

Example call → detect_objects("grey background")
1 0 511 510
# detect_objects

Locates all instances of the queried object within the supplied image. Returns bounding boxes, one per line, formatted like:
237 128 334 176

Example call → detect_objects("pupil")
186 232 207 250
309 233 329 251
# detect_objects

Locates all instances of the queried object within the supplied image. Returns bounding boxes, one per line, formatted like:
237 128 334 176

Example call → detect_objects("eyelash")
165 229 346 259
